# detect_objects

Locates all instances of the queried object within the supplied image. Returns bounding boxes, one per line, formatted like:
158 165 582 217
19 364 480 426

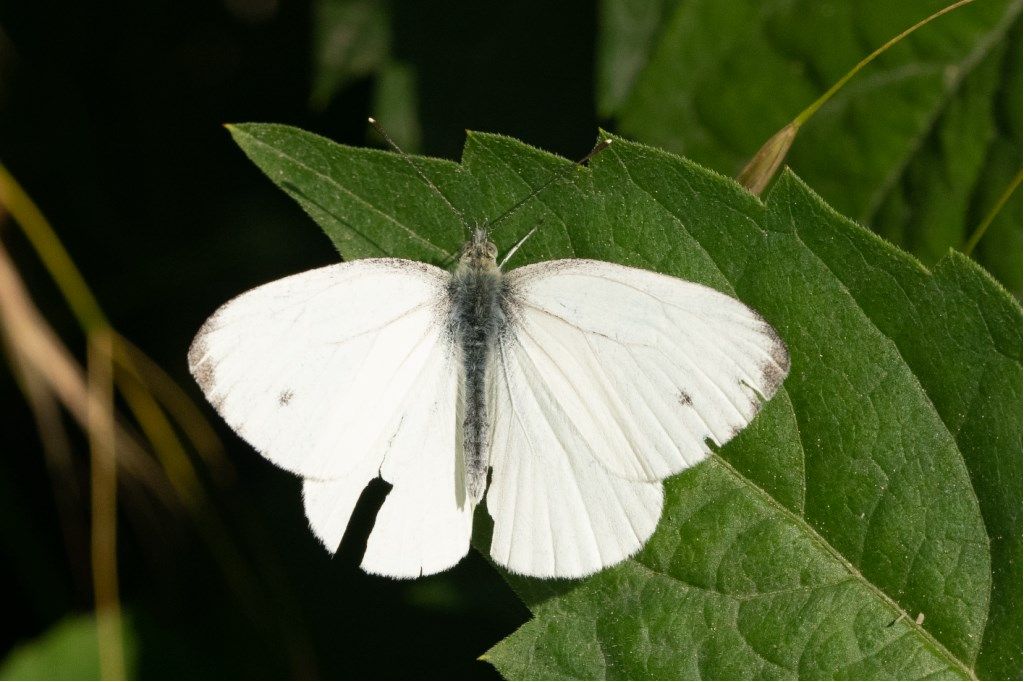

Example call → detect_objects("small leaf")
229 124 1020 679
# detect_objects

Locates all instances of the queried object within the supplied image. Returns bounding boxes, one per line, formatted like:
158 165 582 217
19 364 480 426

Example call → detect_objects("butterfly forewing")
498 259 789 481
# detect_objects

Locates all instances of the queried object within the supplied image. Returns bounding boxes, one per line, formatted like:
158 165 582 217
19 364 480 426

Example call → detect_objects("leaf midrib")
782 175 989 676
529 447 970 677
709 453 974 679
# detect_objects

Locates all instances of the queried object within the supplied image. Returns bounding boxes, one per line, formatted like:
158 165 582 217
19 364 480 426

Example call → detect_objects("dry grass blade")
1 346 90 596
0 163 316 677
111 333 234 485
86 329 125 681
736 123 797 195
0 242 176 504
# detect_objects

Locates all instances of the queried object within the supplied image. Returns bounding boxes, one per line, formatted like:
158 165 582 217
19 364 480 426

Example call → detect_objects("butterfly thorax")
449 230 505 504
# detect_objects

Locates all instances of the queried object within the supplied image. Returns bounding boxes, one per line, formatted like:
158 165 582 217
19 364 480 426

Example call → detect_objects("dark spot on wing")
279 389 294 406
678 390 692 406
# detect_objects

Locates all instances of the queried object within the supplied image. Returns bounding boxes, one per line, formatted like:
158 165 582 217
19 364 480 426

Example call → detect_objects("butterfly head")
458 228 499 270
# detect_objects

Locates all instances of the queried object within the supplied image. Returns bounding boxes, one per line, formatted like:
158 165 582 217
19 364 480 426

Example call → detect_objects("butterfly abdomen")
450 253 505 504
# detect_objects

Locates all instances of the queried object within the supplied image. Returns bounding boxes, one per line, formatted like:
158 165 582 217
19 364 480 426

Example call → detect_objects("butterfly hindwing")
304 334 472 578
488 338 665 578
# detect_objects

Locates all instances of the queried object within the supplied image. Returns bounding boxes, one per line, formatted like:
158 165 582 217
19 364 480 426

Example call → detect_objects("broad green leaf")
0 613 137 680
597 0 1022 295
228 124 1020 679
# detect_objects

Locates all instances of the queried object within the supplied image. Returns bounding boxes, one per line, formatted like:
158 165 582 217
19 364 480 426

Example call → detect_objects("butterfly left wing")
485 258 789 578
189 259 473 578
498 258 789 483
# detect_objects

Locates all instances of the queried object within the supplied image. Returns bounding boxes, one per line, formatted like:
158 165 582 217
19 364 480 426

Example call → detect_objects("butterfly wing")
487 343 665 577
486 259 789 577
189 258 473 577
302 331 472 578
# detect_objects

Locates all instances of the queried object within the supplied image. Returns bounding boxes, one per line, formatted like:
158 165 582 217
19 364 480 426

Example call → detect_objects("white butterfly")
188 134 790 580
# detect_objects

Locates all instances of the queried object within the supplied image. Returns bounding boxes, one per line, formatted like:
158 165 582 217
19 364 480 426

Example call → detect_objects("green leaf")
597 0 1022 295
0 613 137 680
228 124 1021 679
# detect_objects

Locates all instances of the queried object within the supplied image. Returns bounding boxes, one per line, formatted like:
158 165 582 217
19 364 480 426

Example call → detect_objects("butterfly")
188 125 790 579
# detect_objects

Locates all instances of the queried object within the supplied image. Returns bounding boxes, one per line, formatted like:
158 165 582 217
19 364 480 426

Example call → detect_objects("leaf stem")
962 169 1022 256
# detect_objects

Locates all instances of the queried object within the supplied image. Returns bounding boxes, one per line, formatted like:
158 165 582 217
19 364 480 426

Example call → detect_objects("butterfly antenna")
483 137 612 234
368 117 472 234
498 224 540 268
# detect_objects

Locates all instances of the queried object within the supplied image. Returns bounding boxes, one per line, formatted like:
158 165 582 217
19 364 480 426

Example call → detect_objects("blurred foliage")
597 0 1022 296
310 0 390 111
229 123 1020 680
309 0 421 151
0 614 137 680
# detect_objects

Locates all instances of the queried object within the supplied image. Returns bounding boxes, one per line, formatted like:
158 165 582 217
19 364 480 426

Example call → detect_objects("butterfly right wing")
188 258 450 480
189 258 474 577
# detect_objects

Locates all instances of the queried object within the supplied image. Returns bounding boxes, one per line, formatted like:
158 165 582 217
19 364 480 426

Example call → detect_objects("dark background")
0 0 600 678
